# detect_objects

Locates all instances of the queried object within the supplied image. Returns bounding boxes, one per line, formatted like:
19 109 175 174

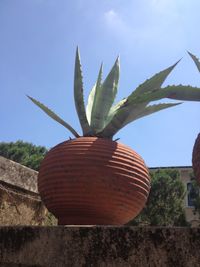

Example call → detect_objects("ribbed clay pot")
38 137 150 225
192 133 200 184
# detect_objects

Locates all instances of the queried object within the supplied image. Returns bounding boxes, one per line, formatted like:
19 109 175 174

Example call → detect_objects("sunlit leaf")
90 57 120 132
74 47 91 135
27 95 80 138
131 60 180 98
123 102 182 127
86 63 103 126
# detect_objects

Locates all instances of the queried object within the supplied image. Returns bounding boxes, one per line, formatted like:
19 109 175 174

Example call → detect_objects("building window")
187 182 199 207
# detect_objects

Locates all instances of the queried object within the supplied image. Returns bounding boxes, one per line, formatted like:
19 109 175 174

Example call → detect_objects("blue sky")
0 0 200 167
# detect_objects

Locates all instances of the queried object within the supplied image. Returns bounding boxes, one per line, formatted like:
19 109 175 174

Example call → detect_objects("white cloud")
104 9 117 21
102 4 186 52
103 9 130 35
104 10 120 24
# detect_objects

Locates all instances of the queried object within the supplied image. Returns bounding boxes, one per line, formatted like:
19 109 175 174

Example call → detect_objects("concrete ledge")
0 226 200 267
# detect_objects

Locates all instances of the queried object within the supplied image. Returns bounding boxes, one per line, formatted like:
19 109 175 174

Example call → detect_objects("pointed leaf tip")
27 95 80 137
188 51 200 72
76 46 80 53
76 47 80 61
130 59 181 100
115 56 120 67
100 62 103 72
187 51 193 56
74 48 91 135
170 58 182 69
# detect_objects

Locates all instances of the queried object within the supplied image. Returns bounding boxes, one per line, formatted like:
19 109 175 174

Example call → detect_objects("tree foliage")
129 169 189 226
0 140 48 171
189 175 200 219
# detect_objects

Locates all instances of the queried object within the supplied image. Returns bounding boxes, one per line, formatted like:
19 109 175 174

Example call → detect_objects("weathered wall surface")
0 156 38 193
0 183 46 225
0 156 57 226
0 226 200 267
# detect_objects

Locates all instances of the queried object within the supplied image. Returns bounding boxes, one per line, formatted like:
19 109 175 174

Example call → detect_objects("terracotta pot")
38 137 150 225
192 133 200 184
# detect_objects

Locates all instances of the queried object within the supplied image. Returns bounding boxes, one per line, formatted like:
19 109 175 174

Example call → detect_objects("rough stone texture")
0 156 38 193
0 182 50 225
0 226 200 267
0 156 57 226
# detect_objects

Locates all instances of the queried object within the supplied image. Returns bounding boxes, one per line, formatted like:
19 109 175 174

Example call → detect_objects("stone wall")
0 182 46 225
0 156 56 226
0 226 200 267
0 156 38 193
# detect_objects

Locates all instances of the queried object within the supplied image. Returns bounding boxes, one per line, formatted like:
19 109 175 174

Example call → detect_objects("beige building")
149 166 200 226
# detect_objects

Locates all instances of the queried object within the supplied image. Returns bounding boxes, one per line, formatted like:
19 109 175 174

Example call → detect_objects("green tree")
128 169 188 226
189 175 200 220
0 140 48 171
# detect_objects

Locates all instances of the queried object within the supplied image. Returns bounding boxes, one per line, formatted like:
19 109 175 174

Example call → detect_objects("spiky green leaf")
131 60 180 98
188 51 200 72
86 84 96 125
99 61 180 137
90 57 120 132
86 64 103 126
165 85 200 101
122 102 182 127
99 84 200 138
105 98 127 126
27 95 79 138
98 102 146 138
74 47 91 135
124 85 200 104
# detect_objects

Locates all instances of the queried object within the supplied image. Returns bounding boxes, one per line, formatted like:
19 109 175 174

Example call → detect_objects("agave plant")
28 48 200 225
28 49 200 140
188 51 200 185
